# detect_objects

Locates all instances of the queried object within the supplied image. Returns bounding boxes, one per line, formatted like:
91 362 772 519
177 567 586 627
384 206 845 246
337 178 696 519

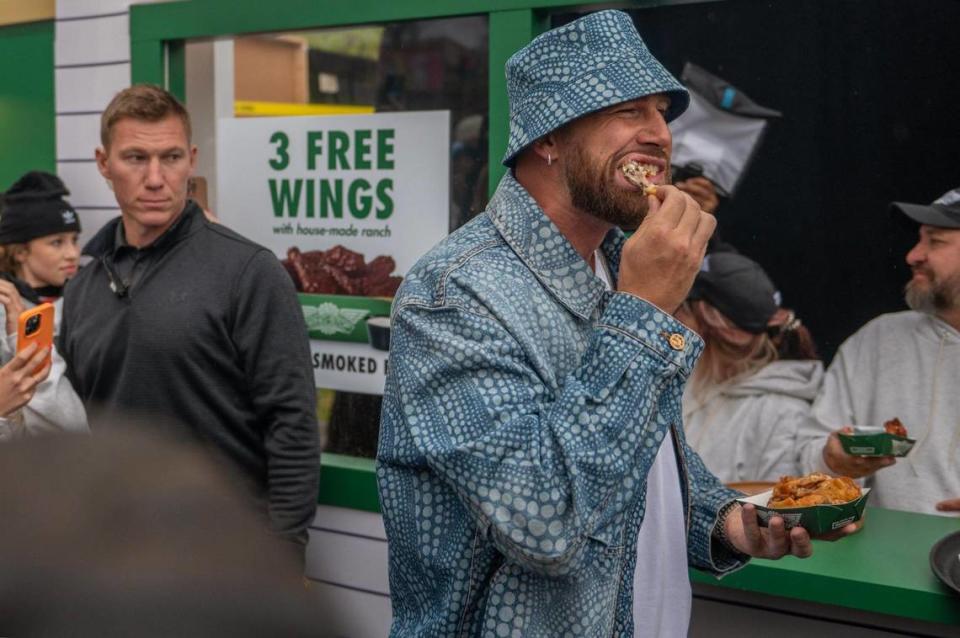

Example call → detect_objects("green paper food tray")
838 427 916 457
736 488 871 536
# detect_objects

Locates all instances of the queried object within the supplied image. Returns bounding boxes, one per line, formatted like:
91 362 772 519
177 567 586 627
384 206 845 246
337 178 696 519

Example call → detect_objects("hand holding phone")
0 342 50 415
0 279 25 336
17 303 54 374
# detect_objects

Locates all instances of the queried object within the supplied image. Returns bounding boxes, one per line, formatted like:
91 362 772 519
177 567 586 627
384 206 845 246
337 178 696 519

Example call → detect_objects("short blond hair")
100 84 191 149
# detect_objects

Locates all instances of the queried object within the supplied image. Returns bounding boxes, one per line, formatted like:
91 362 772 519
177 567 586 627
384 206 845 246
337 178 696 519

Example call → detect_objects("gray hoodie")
799 311 960 515
0 297 88 439
683 359 824 483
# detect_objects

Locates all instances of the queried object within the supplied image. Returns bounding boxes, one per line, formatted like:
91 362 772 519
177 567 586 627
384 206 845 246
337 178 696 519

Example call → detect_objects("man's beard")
904 268 960 314
563 144 661 230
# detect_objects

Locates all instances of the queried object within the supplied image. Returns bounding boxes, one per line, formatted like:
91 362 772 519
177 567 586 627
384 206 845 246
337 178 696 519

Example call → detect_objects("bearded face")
905 266 960 314
554 97 672 231
904 226 960 315
562 140 669 230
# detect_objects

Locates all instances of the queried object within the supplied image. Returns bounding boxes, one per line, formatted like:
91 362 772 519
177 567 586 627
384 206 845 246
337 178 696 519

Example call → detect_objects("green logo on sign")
303 302 370 336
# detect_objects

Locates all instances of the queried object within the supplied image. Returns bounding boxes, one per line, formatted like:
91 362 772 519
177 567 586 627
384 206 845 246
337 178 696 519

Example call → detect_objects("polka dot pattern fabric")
502 10 689 166
376 173 745 637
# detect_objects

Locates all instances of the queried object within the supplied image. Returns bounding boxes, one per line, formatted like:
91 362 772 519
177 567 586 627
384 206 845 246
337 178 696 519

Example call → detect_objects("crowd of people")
0 7 956 637
377 10 959 637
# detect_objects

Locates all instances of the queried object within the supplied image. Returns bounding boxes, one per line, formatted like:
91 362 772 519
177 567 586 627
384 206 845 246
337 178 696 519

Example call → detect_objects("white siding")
56 161 116 209
55 63 130 115
54 1 167 230
56 113 102 160
306 506 393 635
55 12 129 66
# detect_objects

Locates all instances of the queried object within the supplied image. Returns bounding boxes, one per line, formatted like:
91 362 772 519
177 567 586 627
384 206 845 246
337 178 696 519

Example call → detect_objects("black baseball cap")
688 252 780 334
890 187 960 229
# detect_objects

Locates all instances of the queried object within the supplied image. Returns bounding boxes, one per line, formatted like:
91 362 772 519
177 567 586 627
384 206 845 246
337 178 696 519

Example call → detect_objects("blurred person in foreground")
0 171 87 438
377 11 842 638
802 187 960 515
678 252 822 482
0 428 322 637
58 84 318 556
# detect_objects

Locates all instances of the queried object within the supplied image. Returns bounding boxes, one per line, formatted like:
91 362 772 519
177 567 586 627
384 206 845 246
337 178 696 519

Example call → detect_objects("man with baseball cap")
377 11 825 637
801 187 960 514
687 252 781 333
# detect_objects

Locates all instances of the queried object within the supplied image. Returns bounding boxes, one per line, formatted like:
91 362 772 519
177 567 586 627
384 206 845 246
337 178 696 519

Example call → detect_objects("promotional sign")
217 111 450 394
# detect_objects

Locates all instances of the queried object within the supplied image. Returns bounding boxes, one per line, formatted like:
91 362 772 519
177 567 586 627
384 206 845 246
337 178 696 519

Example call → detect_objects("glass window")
232 17 489 231
188 16 489 459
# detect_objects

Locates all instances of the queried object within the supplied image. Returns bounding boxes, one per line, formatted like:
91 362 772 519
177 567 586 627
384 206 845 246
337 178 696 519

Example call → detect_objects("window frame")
129 0 723 194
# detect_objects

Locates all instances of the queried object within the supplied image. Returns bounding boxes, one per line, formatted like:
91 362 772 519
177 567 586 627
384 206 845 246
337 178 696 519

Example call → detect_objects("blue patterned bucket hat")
502 10 689 166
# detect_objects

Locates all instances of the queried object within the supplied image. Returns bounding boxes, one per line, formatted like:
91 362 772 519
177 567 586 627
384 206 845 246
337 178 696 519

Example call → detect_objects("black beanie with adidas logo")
0 171 82 244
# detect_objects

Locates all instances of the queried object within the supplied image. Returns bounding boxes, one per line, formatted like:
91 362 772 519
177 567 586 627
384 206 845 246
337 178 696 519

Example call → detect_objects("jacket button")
668 333 685 351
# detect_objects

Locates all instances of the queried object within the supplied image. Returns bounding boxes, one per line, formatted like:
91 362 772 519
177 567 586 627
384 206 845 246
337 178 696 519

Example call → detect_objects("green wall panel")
487 9 547 194
316 453 380 513
0 20 54 190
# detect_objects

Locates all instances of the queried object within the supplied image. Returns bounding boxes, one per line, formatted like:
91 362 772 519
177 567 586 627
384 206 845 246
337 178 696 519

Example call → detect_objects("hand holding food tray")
736 473 870 536
837 417 916 457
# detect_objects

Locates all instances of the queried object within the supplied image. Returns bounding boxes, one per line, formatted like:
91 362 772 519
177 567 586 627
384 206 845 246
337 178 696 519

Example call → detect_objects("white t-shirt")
594 251 692 637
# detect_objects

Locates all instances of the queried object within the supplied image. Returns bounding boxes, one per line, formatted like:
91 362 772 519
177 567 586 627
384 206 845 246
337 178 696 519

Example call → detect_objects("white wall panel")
57 161 116 209
77 209 120 248
56 13 129 66
185 39 235 212
313 505 387 539
308 582 392 638
56 0 133 19
57 114 102 160
306 529 389 595
57 0 172 20
56 64 130 113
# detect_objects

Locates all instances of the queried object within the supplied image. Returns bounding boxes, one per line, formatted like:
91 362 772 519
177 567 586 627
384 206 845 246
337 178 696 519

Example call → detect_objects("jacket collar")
83 200 204 259
486 172 625 320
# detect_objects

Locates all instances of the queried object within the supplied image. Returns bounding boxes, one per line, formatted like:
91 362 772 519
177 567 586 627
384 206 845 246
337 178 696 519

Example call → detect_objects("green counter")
317 453 380 513
317 456 960 629
690 507 960 628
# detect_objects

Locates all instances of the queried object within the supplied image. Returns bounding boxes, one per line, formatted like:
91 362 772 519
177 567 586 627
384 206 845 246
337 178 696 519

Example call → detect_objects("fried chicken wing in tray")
883 417 908 438
768 473 862 508
735 472 870 535
838 417 916 457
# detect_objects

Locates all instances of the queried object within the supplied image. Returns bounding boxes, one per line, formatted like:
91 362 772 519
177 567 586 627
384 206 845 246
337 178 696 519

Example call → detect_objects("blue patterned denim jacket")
377 174 746 637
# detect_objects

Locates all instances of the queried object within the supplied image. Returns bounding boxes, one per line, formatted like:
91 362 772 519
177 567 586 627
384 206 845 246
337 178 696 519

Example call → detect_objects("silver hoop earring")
547 154 553 166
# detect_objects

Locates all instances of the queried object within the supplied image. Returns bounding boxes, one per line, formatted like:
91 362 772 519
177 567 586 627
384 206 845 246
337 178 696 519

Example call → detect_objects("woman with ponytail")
677 252 822 483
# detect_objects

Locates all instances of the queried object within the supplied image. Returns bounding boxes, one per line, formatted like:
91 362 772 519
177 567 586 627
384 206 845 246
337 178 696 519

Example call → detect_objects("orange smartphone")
17 303 54 373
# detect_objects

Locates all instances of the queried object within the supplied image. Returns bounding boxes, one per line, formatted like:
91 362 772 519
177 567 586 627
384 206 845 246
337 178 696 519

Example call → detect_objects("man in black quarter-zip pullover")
59 85 319 559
